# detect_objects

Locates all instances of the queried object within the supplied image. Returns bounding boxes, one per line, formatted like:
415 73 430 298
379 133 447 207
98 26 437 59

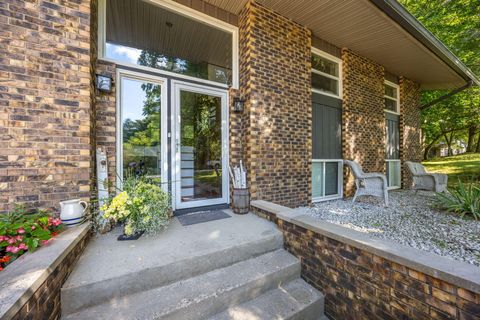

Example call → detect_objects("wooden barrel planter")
232 188 250 214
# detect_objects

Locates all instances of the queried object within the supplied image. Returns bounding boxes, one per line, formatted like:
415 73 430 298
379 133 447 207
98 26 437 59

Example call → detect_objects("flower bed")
304 190 480 266
0 206 63 271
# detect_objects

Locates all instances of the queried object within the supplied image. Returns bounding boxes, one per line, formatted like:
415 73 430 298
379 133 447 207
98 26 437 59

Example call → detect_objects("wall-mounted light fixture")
233 97 246 113
96 74 113 93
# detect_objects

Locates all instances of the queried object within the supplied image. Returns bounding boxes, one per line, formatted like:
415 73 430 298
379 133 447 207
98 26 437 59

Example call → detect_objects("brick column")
399 77 422 188
342 49 385 196
238 1 312 207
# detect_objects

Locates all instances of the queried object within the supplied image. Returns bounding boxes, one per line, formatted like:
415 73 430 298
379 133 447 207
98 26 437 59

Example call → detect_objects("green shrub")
435 181 480 220
102 176 171 236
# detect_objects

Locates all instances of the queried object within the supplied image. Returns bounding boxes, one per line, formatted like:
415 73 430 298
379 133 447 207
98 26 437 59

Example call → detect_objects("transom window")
99 0 237 87
384 81 399 113
311 50 342 98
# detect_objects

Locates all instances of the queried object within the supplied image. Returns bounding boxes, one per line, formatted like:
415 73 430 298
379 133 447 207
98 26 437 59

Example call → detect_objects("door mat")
177 210 231 226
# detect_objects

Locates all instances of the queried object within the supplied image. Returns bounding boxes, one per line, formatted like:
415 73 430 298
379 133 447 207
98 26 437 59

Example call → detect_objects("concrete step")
61 219 283 315
209 278 325 320
63 249 300 320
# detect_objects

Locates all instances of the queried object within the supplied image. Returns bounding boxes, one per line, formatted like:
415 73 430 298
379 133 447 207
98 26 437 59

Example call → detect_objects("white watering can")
60 199 88 227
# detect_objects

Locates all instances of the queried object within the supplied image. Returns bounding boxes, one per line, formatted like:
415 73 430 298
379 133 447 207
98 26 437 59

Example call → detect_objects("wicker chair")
405 161 448 193
345 160 389 206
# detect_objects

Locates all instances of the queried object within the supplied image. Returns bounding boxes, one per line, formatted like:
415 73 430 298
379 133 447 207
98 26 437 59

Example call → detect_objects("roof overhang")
203 0 479 90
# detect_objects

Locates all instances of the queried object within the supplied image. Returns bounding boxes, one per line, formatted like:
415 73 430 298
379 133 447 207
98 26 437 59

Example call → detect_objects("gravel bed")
302 190 480 267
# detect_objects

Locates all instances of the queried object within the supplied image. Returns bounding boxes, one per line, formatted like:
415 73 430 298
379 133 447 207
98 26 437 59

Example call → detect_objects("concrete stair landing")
61 212 326 319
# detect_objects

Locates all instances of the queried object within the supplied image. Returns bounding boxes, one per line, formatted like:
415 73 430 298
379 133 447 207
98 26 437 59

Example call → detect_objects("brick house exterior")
0 0 472 213
342 49 388 196
237 1 312 207
0 0 93 213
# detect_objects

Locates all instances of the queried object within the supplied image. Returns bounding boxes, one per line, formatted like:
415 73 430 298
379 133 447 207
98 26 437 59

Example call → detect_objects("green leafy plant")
435 181 480 220
0 205 63 270
101 176 171 236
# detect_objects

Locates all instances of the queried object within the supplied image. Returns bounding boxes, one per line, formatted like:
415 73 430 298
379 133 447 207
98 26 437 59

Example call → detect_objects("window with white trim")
311 51 342 98
384 82 399 114
311 49 343 201
98 0 238 87
384 81 401 189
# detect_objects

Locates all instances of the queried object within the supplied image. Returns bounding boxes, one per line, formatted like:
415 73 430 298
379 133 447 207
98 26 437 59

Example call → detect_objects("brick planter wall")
0 224 91 320
251 201 480 320
0 0 93 212
11 230 90 319
238 1 312 207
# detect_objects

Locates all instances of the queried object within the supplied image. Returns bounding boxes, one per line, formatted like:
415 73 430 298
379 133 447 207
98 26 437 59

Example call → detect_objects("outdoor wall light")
96 74 113 93
233 97 246 113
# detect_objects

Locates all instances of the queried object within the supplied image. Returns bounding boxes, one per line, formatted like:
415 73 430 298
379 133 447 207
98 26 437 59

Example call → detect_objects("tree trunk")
476 133 480 153
423 145 432 160
466 125 477 152
443 132 453 156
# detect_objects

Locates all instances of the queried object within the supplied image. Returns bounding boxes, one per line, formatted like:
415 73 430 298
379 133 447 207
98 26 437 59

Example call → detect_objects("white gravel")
302 190 480 267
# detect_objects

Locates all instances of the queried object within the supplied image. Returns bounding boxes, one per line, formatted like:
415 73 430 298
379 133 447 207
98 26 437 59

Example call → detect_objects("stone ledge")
0 222 91 320
251 200 480 294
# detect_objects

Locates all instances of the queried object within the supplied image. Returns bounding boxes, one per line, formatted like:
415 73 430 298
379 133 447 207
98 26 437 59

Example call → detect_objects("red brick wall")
238 1 312 207
342 49 386 196
0 0 93 212
252 205 480 320
400 76 422 188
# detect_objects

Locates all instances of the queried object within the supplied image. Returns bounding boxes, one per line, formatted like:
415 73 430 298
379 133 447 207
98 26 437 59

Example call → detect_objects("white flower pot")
60 199 88 227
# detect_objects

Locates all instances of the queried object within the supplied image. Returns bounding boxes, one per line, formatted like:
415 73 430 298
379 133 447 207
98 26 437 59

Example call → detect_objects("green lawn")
422 153 480 186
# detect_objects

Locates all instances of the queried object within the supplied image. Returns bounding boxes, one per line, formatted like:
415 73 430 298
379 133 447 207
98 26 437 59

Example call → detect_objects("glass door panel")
173 82 228 209
119 74 167 190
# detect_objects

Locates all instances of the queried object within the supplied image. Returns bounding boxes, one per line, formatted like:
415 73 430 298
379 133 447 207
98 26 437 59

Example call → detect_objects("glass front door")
172 81 229 209
118 72 168 191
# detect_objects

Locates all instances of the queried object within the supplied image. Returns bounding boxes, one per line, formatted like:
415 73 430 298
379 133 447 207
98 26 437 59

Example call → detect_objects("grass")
194 169 222 186
423 153 480 187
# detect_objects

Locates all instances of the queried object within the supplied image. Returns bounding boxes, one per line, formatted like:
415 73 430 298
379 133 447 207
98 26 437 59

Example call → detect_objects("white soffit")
204 0 469 89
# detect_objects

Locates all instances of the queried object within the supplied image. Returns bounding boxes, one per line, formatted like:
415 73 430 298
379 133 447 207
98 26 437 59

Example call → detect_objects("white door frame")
171 80 230 210
116 69 169 192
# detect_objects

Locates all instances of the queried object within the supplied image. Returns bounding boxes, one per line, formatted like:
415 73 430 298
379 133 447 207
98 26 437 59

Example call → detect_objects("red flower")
0 256 11 263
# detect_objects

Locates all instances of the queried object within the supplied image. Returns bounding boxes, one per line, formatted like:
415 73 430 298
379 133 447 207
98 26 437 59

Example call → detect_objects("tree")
399 0 480 159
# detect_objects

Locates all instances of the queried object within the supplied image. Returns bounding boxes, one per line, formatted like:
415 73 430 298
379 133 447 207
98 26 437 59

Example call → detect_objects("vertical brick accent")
0 0 93 212
238 1 312 207
94 61 117 190
342 49 385 196
400 76 422 188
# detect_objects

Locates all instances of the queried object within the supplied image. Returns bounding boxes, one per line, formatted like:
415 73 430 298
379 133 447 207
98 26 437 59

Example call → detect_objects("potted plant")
101 175 171 240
